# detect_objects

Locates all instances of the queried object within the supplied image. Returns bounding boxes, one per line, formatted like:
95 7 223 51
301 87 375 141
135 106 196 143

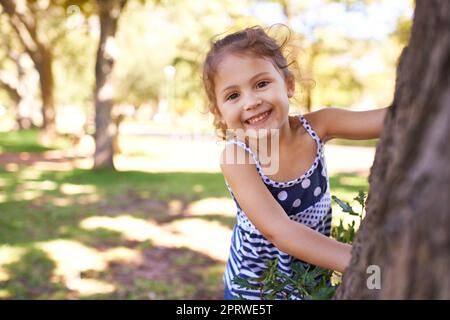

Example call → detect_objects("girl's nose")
243 97 262 111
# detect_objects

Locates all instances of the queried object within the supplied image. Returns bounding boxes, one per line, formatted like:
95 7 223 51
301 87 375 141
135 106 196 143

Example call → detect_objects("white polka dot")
301 179 311 189
314 187 322 196
293 199 301 207
277 191 288 201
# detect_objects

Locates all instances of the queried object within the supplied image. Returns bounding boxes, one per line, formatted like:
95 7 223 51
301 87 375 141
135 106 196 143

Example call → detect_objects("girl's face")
214 53 294 137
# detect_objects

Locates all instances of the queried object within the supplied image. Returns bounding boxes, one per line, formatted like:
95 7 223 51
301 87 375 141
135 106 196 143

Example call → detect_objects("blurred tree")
161 0 256 115
0 0 57 140
271 0 367 111
93 0 128 170
335 0 450 299
268 0 412 112
0 17 26 128
0 0 94 141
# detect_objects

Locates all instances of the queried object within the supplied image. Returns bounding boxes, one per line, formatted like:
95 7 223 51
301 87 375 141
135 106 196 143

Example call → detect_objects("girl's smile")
213 54 294 136
245 109 273 127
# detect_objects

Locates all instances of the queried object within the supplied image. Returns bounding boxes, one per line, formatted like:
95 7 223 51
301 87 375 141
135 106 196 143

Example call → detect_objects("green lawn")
0 129 71 153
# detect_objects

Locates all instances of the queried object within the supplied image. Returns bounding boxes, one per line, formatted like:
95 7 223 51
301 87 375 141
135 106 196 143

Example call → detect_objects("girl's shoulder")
299 109 328 142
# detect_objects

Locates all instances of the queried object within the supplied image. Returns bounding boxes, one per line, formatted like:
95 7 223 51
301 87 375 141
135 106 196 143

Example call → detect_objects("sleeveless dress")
223 115 332 300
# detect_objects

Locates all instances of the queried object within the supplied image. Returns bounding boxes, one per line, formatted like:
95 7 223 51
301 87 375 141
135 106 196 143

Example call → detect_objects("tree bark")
93 0 127 170
335 0 450 299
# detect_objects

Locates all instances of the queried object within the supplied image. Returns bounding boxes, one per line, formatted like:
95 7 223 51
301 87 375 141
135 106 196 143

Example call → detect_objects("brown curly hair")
202 25 294 140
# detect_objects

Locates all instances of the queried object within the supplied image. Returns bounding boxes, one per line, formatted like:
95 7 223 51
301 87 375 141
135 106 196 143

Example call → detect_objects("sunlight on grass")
80 215 168 242
0 245 26 281
167 219 231 262
168 199 183 215
19 167 43 180
22 180 58 191
60 183 97 195
37 240 107 275
338 175 367 186
80 215 231 262
0 178 7 187
192 184 204 193
36 239 113 295
52 197 75 207
68 278 116 296
5 163 19 172
102 247 143 264
12 189 44 201
115 136 222 173
0 289 11 299
185 197 235 217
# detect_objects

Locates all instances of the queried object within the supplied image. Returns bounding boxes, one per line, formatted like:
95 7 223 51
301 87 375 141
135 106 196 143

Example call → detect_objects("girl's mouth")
245 110 272 126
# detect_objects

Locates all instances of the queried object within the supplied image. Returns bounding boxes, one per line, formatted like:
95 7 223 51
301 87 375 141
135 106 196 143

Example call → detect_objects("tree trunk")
0 0 56 138
335 0 450 299
93 0 127 170
34 45 55 134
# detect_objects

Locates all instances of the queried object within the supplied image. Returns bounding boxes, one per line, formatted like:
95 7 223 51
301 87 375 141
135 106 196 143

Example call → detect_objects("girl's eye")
256 81 269 88
226 92 239 101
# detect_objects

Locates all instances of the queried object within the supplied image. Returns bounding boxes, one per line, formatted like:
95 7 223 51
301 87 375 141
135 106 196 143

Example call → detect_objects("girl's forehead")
217 53 271 70
214 54 279 81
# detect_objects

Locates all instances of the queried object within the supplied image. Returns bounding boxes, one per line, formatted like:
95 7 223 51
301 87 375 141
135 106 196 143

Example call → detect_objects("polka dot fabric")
224 115 333 300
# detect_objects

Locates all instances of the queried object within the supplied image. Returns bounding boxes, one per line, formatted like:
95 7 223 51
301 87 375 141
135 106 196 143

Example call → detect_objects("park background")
0 0 412 299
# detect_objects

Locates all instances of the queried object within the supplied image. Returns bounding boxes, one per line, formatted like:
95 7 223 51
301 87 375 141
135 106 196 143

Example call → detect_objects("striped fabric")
224 115 332 300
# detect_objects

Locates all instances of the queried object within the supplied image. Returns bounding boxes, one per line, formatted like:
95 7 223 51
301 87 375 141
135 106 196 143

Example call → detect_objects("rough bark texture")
93 0 127 170
335 0 450 299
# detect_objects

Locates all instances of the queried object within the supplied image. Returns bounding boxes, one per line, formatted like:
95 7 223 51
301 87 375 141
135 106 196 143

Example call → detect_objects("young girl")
202 26 388 300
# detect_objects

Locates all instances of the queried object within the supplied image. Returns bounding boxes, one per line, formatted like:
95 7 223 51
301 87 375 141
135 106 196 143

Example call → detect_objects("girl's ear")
286 75 295 98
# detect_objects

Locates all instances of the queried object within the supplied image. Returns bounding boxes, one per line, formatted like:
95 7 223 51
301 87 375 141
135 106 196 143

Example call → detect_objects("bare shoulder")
219 142 290 241
302 108 330 142
219 143 260 184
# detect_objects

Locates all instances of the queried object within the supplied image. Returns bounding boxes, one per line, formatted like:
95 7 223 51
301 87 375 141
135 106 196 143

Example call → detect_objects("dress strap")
299 115 323 156
299 115 322 144
224 139 262 169
225 139 277 186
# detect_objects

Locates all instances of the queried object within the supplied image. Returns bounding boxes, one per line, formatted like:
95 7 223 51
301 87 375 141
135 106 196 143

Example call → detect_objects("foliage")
0 0 412 129
232 190 367 300
331 190 366 244
233 258 336 300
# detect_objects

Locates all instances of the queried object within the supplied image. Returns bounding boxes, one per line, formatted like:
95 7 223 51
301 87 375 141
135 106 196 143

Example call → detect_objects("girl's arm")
221 145 352 273
307 107 389 142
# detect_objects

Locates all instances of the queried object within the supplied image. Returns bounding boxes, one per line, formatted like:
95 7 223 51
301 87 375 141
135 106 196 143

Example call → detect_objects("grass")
329 138 379 148
0 165 232 299
0 129 71 153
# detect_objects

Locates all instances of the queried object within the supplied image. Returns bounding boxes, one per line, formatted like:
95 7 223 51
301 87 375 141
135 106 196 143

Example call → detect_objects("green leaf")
332 195 358 216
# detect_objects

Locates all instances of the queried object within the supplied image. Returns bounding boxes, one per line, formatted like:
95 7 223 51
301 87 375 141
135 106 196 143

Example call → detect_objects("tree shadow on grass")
0 168 231 299
1 243 225 300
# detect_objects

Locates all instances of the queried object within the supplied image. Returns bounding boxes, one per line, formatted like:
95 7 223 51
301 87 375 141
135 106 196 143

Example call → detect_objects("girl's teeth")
248 111 270 124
